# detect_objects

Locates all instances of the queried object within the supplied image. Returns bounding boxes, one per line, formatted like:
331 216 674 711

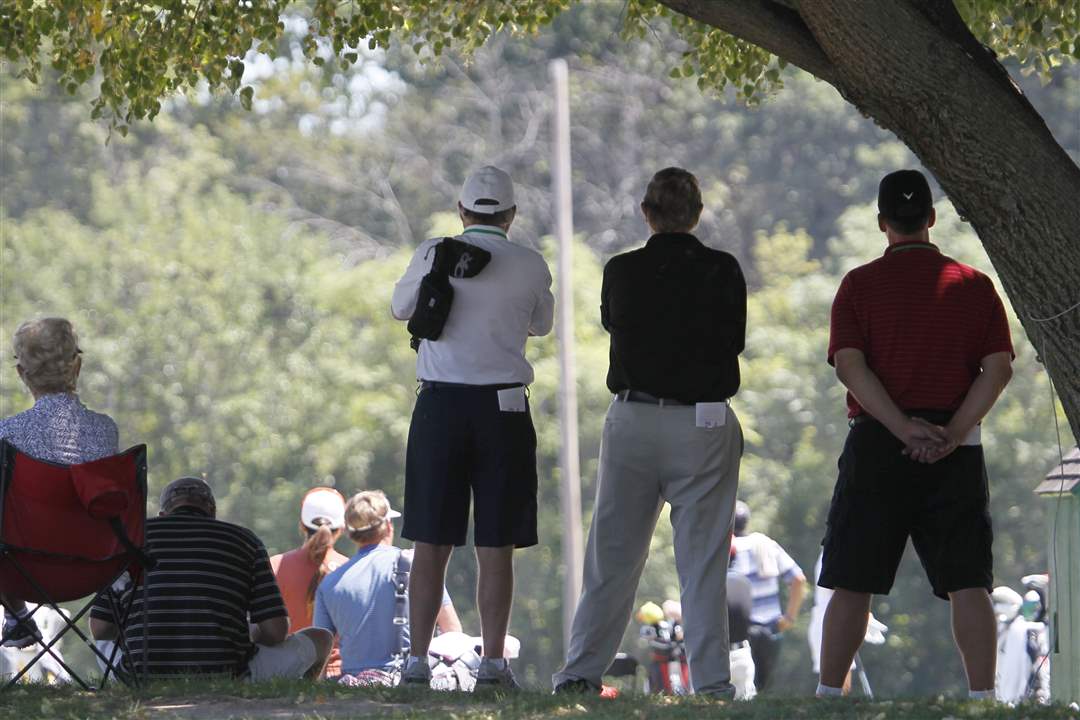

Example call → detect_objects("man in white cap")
391 166 554 689
313 490 461 684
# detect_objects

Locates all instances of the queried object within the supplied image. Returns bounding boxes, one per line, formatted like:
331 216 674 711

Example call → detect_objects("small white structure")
1034 446 1080 704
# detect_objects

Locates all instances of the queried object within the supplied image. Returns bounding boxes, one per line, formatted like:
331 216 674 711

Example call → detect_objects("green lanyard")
463 227 507 240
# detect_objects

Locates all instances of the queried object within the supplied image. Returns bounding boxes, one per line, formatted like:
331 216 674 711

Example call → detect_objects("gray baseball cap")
160 476 216 514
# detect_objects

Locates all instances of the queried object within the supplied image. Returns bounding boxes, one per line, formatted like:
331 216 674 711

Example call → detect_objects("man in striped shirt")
817 170 1013 700
90 477 332 680
729 501 806 692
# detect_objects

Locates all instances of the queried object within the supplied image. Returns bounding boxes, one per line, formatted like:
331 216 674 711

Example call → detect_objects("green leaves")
1 0 290 130
622 1 786 106
2 0 1076 128
0 0 579 130
227 59 245 93
957 0 1080 79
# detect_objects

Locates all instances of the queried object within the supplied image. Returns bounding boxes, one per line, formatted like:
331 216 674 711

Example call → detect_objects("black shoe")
398 658 432 688
475 659 521 691
553 677 600 696
2 617 42 649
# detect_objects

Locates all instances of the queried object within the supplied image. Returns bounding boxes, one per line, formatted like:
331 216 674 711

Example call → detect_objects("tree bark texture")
659 0 1080 439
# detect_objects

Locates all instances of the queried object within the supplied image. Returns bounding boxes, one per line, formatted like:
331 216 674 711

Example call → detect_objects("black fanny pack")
408 237 491 351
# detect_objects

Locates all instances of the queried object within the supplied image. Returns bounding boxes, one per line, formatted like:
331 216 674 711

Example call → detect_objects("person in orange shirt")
270 487 350 675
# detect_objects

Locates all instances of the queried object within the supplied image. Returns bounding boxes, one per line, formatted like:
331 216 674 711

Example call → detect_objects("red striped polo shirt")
828 240 1013 418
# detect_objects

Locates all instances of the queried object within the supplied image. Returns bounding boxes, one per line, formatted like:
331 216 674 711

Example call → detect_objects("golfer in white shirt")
391 166 554 690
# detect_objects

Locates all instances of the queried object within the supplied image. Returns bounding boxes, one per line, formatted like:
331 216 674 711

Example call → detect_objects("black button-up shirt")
601 233 746 403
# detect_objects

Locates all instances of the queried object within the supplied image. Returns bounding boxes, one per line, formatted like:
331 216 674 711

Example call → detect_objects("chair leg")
102 578 143 688
103 639 123 686
2 595 95 691
5 626 93 690
1 560 140 691
1 570 99 691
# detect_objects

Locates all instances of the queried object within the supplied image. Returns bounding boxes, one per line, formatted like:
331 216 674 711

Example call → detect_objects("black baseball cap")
878 169 933 233
733 500 750 535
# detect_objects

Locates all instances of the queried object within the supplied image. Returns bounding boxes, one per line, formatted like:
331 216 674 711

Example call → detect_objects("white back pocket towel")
695 402 727 428
498 387 527 412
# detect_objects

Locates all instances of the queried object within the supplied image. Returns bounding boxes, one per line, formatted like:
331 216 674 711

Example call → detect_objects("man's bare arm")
910 351 1012 463
948 351 1013 439
833 348 947 448
778 572 807 632
251 616 289 646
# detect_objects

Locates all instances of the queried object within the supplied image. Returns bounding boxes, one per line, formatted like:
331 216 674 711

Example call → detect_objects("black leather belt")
615 389 692 407
419 381 524 391
849 409 954 428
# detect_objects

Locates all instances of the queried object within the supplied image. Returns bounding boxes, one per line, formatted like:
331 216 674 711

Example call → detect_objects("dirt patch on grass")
142 694 406 719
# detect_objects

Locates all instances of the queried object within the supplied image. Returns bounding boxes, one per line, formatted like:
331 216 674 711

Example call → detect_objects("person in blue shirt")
313 490 461 683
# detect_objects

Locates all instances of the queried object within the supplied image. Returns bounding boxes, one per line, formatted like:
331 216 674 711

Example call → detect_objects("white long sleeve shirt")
391 225 554 385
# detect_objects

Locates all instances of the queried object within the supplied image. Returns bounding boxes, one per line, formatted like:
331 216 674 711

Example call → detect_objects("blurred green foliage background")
1 4 1076 695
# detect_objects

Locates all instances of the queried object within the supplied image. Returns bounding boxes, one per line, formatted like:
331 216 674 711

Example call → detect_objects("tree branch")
796 0 1080 436
655 0 839 86
796 0 1076 176
905 0 1048 124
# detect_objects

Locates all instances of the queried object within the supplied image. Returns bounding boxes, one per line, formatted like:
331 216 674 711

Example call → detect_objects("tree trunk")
662 0 1080 439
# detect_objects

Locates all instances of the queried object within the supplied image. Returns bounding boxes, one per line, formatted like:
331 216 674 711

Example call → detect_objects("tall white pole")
550 58 584 654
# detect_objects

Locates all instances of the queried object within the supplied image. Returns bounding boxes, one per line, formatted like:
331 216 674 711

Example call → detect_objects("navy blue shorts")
819 412 993 600
402 383 538 548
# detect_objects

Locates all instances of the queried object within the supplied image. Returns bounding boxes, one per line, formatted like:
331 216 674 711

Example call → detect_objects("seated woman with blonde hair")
1 318 119 648
270 487 350 676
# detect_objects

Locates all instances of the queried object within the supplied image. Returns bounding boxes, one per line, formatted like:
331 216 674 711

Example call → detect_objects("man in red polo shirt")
817 170 1014 700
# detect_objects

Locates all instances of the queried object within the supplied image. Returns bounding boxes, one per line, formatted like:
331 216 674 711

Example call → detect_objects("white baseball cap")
300 487 346 530
991 585 1023 623
344 490 402 533
460 165 516 213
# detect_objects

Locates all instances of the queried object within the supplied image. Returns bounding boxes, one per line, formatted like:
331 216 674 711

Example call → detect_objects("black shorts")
402 383 538 548
819 412 993 600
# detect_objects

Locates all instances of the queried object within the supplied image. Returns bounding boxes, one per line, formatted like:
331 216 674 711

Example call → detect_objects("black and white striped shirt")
90 508 286 677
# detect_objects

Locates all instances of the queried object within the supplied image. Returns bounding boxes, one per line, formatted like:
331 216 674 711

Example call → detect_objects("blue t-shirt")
313 544 451 673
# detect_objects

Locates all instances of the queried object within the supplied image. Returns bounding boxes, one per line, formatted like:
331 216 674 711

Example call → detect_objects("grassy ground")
0 680 1077 720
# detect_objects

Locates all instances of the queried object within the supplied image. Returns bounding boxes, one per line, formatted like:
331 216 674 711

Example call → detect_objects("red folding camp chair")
0 439 153 690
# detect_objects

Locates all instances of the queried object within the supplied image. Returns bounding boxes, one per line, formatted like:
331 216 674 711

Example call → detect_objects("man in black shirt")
554 167 746 698
90 477 333 680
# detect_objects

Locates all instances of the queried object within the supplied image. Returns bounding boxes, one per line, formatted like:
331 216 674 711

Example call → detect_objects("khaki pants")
248 633 317 681
554 399 742 694
95 632 317 682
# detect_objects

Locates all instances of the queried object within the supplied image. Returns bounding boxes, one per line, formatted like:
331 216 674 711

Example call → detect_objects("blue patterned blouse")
0 393 119 465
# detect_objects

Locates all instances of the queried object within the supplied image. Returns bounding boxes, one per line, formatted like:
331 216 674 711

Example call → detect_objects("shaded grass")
0 679 1077 720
